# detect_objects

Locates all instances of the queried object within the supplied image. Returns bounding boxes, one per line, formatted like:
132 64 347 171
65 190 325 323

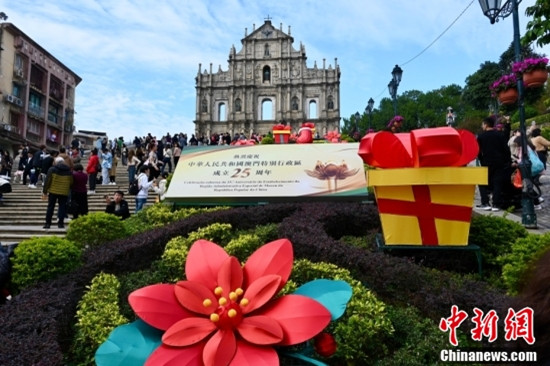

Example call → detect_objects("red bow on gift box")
301 122 315 129
358 127 479 168
273 124 291 131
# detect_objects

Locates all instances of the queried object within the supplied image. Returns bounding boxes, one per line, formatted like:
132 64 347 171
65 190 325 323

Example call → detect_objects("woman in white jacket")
135 165 154 213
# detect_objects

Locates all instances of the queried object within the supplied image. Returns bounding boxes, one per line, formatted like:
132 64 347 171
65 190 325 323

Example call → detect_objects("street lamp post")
479 0 536 228
388 65 403 116
365 97 374 131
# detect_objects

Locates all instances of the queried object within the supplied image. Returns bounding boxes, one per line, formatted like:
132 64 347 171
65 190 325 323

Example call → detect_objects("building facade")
194 20 341 139
0 22 81 156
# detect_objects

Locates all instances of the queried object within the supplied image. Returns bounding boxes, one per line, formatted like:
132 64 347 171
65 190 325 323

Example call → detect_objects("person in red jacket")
85 148 100 195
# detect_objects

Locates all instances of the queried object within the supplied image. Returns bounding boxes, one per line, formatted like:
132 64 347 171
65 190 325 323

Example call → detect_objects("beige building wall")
0 22 81 155
194 20 341 139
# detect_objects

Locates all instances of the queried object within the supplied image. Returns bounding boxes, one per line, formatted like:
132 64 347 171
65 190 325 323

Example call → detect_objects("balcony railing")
0 123 19 134
28 105 45 120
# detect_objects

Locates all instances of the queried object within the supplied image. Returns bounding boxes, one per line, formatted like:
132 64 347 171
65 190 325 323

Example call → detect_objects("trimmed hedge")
0 202 513 365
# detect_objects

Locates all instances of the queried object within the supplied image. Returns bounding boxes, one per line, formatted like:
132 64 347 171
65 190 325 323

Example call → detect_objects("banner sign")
165 143 368 205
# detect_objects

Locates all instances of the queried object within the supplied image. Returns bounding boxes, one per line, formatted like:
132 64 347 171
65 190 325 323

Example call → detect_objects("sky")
1 0 549 140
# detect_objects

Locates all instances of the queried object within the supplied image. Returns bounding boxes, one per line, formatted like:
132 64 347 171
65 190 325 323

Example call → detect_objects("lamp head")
367 97 375 111
391 64 403 84
388 79 396 97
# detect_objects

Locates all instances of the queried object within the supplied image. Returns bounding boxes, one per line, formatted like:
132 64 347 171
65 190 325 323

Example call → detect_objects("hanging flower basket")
489 74 517 101
523 69 548 88
498 88 518 105
512 57 549 88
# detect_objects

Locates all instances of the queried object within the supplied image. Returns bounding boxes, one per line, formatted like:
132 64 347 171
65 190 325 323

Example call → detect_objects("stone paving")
473 171 550 233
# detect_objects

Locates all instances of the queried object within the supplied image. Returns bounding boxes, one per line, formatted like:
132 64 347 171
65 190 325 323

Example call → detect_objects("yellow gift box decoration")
359 127 488 246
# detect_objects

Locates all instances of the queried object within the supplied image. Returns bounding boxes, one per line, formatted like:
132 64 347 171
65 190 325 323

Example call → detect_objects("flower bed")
0 202 519 365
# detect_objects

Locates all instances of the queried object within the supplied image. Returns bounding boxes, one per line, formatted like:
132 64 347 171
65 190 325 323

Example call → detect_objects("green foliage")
66 212 128 247
522 0 550 48
260 135 275 144
158 236 191 282
468 214 528 268
225 223 280 259
71 273 128 366
463 61 502 110
123 203 226 235
11 236 82 289
374 306 464 366
498 232 550 295
224 234 265 260
159 223 234 281
289 259 394 365
510 104 540 123
118 268 169 318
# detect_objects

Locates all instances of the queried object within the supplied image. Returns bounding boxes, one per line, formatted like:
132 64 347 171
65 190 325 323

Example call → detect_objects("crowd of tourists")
3 132 177 228
476 115 548 212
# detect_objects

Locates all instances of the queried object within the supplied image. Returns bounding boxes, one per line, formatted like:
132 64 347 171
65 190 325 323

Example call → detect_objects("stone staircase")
0 155 157 245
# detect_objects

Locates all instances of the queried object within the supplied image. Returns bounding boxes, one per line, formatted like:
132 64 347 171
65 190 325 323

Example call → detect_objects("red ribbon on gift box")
358 127 479 168
377 185 473 245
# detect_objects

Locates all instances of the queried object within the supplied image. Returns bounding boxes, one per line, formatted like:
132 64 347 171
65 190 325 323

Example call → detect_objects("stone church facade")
194 19 341 139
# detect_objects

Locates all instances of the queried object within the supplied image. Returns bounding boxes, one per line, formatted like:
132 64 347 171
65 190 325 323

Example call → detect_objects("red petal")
145 343 203 366
259 294 331 346
202 330 237 366
243 239 293 291
162 317 216 346
175 281 217 315
129 284 193 331
237 315 283 345
217 257 243 298
229 340 279 366
241 275 281 314
186 240 229 289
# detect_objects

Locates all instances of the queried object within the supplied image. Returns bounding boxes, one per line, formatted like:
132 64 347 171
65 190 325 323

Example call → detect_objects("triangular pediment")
243 20 293 43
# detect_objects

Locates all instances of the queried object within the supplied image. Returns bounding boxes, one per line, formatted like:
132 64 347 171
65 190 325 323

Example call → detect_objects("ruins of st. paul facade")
194 19 341 139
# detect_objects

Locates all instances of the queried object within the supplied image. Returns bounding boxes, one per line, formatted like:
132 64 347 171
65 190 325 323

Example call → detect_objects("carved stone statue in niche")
291 61 300 77
236 65 243 80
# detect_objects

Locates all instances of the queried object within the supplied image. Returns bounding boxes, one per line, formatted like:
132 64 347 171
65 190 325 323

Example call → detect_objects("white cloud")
0 0 548 139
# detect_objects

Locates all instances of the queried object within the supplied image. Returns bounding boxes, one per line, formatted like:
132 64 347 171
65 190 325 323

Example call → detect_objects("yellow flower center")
208 286 247 330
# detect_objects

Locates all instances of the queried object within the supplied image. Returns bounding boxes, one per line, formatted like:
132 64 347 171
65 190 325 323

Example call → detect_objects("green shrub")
468 214 528 268
247 223 280 242
118 268 169 319
374 305 465 366
498 232 550 295
223 224 280 259
260 135 275 144
123 204 226 235
158 223 234 281
66 212 128 247
224 233 265 260
71 273 128 366
11 237 82 290
158 236 191 282
289 259 394 365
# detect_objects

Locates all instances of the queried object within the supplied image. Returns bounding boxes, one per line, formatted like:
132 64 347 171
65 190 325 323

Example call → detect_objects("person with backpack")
135 165 154 213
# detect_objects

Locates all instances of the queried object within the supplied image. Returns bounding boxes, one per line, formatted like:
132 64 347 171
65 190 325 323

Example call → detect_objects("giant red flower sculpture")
128 239 331 366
